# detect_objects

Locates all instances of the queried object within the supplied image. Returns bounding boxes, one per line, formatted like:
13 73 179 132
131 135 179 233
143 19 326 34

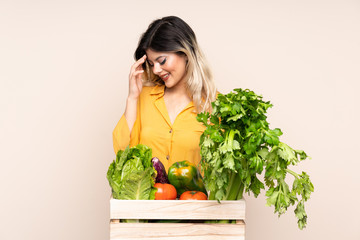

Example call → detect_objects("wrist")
127 95 138 103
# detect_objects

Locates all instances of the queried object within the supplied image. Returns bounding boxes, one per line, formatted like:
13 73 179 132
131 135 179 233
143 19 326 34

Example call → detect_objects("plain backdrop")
1 0 359 239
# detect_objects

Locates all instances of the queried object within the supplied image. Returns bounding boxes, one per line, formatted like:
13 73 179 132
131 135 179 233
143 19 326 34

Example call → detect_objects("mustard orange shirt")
112 85 206 171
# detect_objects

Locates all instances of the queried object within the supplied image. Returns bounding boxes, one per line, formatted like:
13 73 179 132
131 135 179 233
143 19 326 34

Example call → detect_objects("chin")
164 79 174 88
164 82 173 88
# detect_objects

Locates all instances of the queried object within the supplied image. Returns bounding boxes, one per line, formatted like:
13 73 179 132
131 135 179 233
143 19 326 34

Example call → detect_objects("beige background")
1 0 359 239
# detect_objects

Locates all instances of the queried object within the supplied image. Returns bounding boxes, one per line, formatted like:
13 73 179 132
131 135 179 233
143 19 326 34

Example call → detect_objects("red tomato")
154 183 177 200
179 191 208 200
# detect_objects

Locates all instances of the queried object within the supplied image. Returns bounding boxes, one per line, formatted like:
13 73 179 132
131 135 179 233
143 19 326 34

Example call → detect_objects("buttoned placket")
151 85 194 163
153 88 173 162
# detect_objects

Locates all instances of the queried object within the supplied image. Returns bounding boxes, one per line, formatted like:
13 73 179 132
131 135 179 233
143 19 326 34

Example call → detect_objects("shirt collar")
150 85 165 96
150 84 195 109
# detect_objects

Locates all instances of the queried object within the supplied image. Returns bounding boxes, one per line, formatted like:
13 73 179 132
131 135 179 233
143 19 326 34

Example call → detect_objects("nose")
152 63 162 75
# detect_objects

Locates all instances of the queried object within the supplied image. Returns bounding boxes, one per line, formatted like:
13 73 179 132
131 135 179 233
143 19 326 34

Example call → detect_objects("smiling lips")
161 73 170 81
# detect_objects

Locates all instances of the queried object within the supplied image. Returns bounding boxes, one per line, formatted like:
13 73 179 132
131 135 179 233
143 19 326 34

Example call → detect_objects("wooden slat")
110 199 246 220
110 222 245 240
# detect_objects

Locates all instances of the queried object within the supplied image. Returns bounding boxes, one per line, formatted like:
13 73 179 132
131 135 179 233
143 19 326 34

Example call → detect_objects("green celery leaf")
294 201 307 229
223 152 236 171
227 113 244 122
202 136 214 148
265 187 279 206
215 189 225 201
249 175 265 197
196 112 210 125
196 87 313 230
258 147 269 159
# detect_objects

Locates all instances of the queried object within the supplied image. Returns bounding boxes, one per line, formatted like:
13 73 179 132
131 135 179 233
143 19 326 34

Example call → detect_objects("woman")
113 16 217 171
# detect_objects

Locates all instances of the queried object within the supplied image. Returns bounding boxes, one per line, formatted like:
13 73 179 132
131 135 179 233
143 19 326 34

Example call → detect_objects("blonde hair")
182 41 216 113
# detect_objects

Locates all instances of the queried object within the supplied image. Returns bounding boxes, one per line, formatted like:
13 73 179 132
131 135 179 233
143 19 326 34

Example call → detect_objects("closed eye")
147 57 166 67
160 58 166 65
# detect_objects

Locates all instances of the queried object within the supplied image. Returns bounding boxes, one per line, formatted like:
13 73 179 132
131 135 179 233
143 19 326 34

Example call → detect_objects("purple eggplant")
151 157 169 183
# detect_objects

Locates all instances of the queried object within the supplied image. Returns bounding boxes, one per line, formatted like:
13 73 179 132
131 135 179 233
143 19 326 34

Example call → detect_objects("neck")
164 81 188 97
164 87 191 106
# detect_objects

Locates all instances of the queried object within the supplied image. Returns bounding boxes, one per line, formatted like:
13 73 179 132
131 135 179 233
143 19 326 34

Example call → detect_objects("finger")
136 78 143 90
131 55 147 71
130 70 144 79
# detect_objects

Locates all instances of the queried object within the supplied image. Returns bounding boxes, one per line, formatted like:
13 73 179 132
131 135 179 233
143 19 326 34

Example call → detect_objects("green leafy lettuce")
197 88 314 229
107 144 157 200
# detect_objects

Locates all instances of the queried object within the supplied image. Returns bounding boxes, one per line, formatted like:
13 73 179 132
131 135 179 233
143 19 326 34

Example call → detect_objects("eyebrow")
147 55 165 62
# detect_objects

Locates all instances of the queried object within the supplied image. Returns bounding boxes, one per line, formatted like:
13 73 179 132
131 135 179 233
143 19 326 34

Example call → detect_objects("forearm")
124 96 138 133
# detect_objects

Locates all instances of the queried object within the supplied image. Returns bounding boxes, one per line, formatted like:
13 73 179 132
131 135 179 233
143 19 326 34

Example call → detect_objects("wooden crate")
110 198 246 240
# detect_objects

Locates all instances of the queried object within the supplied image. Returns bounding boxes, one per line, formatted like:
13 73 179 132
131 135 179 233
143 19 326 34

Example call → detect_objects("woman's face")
146 49 188 90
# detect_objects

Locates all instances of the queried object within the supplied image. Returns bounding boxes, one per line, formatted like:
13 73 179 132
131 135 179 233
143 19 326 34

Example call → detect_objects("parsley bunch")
197 88 314 229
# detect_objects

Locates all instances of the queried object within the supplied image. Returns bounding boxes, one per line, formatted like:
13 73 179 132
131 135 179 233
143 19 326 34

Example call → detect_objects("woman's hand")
124 55 146 133
128 55 146 99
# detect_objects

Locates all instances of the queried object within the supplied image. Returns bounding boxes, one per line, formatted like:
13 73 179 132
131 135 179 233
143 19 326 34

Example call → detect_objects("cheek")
178 61 187 76
166 56 186 70
169 59 187 74
164 58 176 72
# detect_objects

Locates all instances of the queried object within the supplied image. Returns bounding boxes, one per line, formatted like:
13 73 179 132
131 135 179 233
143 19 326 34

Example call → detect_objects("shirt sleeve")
112 102 141 154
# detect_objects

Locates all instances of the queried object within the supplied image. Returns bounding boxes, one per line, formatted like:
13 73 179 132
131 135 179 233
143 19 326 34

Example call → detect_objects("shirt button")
169 129 172 133
166 155 170 160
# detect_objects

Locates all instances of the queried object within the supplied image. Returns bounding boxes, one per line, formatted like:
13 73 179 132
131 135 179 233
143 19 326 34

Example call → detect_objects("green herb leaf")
197 88 314 230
